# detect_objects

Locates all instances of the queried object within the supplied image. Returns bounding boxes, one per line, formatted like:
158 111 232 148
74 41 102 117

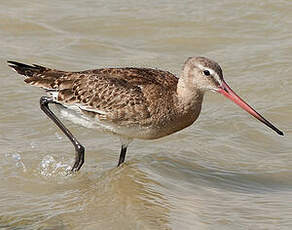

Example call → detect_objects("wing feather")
9 62 179 124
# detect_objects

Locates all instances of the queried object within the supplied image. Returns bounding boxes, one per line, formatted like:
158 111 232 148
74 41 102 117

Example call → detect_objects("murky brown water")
0 0 292 229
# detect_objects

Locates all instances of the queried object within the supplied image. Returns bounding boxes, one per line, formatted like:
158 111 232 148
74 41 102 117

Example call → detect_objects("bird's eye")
203 70 210 76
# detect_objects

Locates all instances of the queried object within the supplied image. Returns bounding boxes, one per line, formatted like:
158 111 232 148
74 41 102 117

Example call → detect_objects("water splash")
54 132 63 140
5 152 26 172
30 141 36 149
40 155 71 177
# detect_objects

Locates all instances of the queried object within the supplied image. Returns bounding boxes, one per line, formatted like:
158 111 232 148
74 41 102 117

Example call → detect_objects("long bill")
217 80 283 136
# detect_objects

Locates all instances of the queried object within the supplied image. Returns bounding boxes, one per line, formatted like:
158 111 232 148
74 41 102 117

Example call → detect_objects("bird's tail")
7 60 70 90
7 61 47 78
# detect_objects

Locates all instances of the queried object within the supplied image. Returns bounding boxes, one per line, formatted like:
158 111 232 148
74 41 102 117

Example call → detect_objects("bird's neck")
176 77 204 112
169 77 204 131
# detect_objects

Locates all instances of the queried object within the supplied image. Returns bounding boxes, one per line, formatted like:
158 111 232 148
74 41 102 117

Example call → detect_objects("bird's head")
181 56 283 136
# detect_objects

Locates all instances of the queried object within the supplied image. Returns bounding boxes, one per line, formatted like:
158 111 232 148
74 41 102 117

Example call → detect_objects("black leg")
40 96 85 172
117 145 127 167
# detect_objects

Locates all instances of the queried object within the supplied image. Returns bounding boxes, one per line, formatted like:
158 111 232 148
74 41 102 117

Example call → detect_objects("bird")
8 57 284 172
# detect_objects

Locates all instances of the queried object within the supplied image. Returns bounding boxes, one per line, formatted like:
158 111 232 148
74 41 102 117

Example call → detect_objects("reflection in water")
59 163 171 229
0 157 171 229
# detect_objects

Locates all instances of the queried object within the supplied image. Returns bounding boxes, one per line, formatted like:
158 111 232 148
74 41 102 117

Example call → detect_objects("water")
0 0 292 229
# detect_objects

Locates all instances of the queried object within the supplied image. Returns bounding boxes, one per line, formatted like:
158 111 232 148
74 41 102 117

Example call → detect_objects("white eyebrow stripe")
197 64 215 75
197 63 220 82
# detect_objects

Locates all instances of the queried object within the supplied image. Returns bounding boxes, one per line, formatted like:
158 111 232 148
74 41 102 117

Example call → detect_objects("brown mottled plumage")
8 61 198 137
7 57 283 172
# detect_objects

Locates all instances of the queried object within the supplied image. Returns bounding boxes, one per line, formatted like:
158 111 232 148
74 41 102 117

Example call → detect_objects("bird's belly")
53 104 173 140
54 104 93 128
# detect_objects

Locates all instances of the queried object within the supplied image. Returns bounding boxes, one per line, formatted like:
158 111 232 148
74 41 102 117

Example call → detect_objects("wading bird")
8 57 283 172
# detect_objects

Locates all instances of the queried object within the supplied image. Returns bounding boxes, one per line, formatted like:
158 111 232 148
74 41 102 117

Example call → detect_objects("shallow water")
0 0 292 229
